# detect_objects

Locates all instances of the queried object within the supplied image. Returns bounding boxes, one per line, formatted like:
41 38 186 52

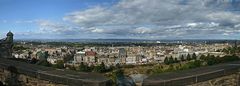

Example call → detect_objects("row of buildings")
12 38 231 66
73 43 229 66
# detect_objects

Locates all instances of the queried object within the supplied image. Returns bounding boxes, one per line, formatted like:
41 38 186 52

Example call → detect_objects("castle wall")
0 58 112 86
142 62 240 86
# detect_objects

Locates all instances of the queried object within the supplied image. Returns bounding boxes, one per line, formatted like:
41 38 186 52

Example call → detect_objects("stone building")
74 50 97 64
0 31 14 58
85 51 97 63
118 48 127 64
73 51 85 63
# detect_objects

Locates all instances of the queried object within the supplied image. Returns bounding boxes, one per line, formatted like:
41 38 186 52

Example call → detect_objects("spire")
6 31 13 36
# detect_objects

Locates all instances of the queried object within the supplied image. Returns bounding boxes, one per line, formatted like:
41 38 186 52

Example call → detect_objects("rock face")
0 31 14 58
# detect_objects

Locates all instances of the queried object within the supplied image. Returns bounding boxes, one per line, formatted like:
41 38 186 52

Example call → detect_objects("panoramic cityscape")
1 0 240 86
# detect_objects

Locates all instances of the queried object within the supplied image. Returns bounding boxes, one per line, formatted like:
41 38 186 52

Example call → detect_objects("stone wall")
142 62 240 86
189 73 239 86
0 58 112 86
0 68 66 86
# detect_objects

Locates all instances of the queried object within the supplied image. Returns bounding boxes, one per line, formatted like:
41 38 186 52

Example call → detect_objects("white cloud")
63 6 112 27
133 27 153 34
35 20 82 36
15 20 34 24
22 0 240 39
89 27 105 33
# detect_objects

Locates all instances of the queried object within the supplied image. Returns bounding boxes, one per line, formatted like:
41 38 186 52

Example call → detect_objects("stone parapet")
0 58 112 86
143 62 240 86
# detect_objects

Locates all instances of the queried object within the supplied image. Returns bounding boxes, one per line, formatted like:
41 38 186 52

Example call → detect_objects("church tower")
6 31 13 43
0 31 14 58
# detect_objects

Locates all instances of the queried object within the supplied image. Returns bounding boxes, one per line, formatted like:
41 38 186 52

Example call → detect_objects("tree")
174 58 178 63
222 48 228 53
43 51 49 59
37 60 51 67
180 55 185 61
114 69 124 77
111 68 124 86
192 53 197 60
186 53 191 61
187 60 202 68
169 56 174 64
53 60 65 69
221 54 240 63
79 62 91 72
166 64 174 72
206 55 217 65
164 57 169 65
28 51 32 58
199 54 206 61
94 62 106 73
30 58 38 64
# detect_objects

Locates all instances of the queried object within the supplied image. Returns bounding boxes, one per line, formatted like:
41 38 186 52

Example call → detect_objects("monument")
0 31 14 58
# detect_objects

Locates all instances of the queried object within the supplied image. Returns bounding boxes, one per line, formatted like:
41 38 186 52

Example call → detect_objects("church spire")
7 31 13 36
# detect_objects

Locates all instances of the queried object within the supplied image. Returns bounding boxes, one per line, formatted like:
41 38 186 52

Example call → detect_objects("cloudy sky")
1 0 240 39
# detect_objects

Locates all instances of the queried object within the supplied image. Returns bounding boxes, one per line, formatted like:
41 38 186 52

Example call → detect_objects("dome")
6 31 13 36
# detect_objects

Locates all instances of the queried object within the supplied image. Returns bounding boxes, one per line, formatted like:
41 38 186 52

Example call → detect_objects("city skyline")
1 0 240 39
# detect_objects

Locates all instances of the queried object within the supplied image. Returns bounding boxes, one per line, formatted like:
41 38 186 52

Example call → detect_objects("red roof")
85 51 97 56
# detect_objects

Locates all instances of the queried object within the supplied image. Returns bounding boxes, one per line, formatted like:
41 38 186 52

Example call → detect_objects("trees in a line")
52 60 65 69
192 53 197 60
180 55 185 61
186 53 191 61
164 56 179 65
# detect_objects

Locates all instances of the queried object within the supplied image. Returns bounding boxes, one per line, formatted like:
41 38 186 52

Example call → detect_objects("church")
0 31 14 58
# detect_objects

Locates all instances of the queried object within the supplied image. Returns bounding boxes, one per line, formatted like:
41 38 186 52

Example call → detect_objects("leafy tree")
169 56 174 64
94 62 106 73
68 66 76 70
79 62 91 72
222 48 228 53
174 58 178 63
52 60 65 69
116 63 121 68
199 54 206 61
221 54 240 63
192 53 197 60
114 69 124 77
43 51 49 59
30 58 38 64
180 55 185 61
216 49 221 52
206 55 217 65
37 60 51 67
28 51 32 58
166 64 174 72
186 53 191 61
110 68 124 85
164 57 169 65
187 60 202 69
